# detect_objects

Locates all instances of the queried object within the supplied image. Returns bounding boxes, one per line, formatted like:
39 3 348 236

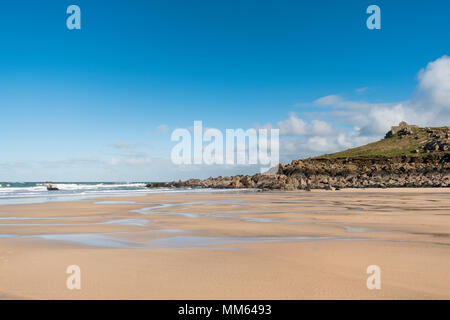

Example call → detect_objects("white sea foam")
0 182 251 205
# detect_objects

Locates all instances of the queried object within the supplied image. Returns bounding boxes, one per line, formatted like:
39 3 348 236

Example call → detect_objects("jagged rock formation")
147 123 450 190
423 128 450 152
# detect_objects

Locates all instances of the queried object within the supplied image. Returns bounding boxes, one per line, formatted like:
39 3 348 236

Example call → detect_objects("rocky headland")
147 122 450 190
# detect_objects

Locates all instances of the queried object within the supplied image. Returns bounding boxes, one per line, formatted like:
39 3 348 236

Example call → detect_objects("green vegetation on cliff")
317 122 450 159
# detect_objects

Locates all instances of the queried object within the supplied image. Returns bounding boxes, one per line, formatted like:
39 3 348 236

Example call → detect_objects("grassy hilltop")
317 122 450 159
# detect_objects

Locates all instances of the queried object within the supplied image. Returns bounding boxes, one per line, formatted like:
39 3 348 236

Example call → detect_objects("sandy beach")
0 188 449 299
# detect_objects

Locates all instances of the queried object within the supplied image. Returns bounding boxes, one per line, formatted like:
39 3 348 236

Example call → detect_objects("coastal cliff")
147 122 450 190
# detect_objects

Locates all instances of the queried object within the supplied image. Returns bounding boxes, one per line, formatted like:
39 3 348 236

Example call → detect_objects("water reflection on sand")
0 196 394 249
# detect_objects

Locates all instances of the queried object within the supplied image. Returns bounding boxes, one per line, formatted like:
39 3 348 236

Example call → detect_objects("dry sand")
0 188 449 299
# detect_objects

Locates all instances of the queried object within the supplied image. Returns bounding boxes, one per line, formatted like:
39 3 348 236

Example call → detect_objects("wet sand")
0 188 449 299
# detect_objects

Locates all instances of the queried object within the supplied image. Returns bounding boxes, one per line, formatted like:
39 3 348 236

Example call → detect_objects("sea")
0 182 229 205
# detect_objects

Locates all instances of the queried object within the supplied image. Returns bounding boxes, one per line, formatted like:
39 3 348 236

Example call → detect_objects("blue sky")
1 0 449 181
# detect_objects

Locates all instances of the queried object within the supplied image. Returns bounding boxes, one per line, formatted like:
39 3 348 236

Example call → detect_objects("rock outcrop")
147 123 450 190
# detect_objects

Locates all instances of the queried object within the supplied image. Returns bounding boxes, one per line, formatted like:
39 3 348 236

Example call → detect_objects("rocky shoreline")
147 123 450 191
147 153 450 191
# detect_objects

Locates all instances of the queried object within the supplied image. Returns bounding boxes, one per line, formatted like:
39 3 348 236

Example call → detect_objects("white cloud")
113 141 129 149
355 87 368 93
314 94 343 107
358 103 410 136
311 120 333 136
277 113 308 135
112 141 150 150
270 55 450 162
307 136 337 152
276 113 333 136
417 55 450 109
156 124 169 135
314 56 450 134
